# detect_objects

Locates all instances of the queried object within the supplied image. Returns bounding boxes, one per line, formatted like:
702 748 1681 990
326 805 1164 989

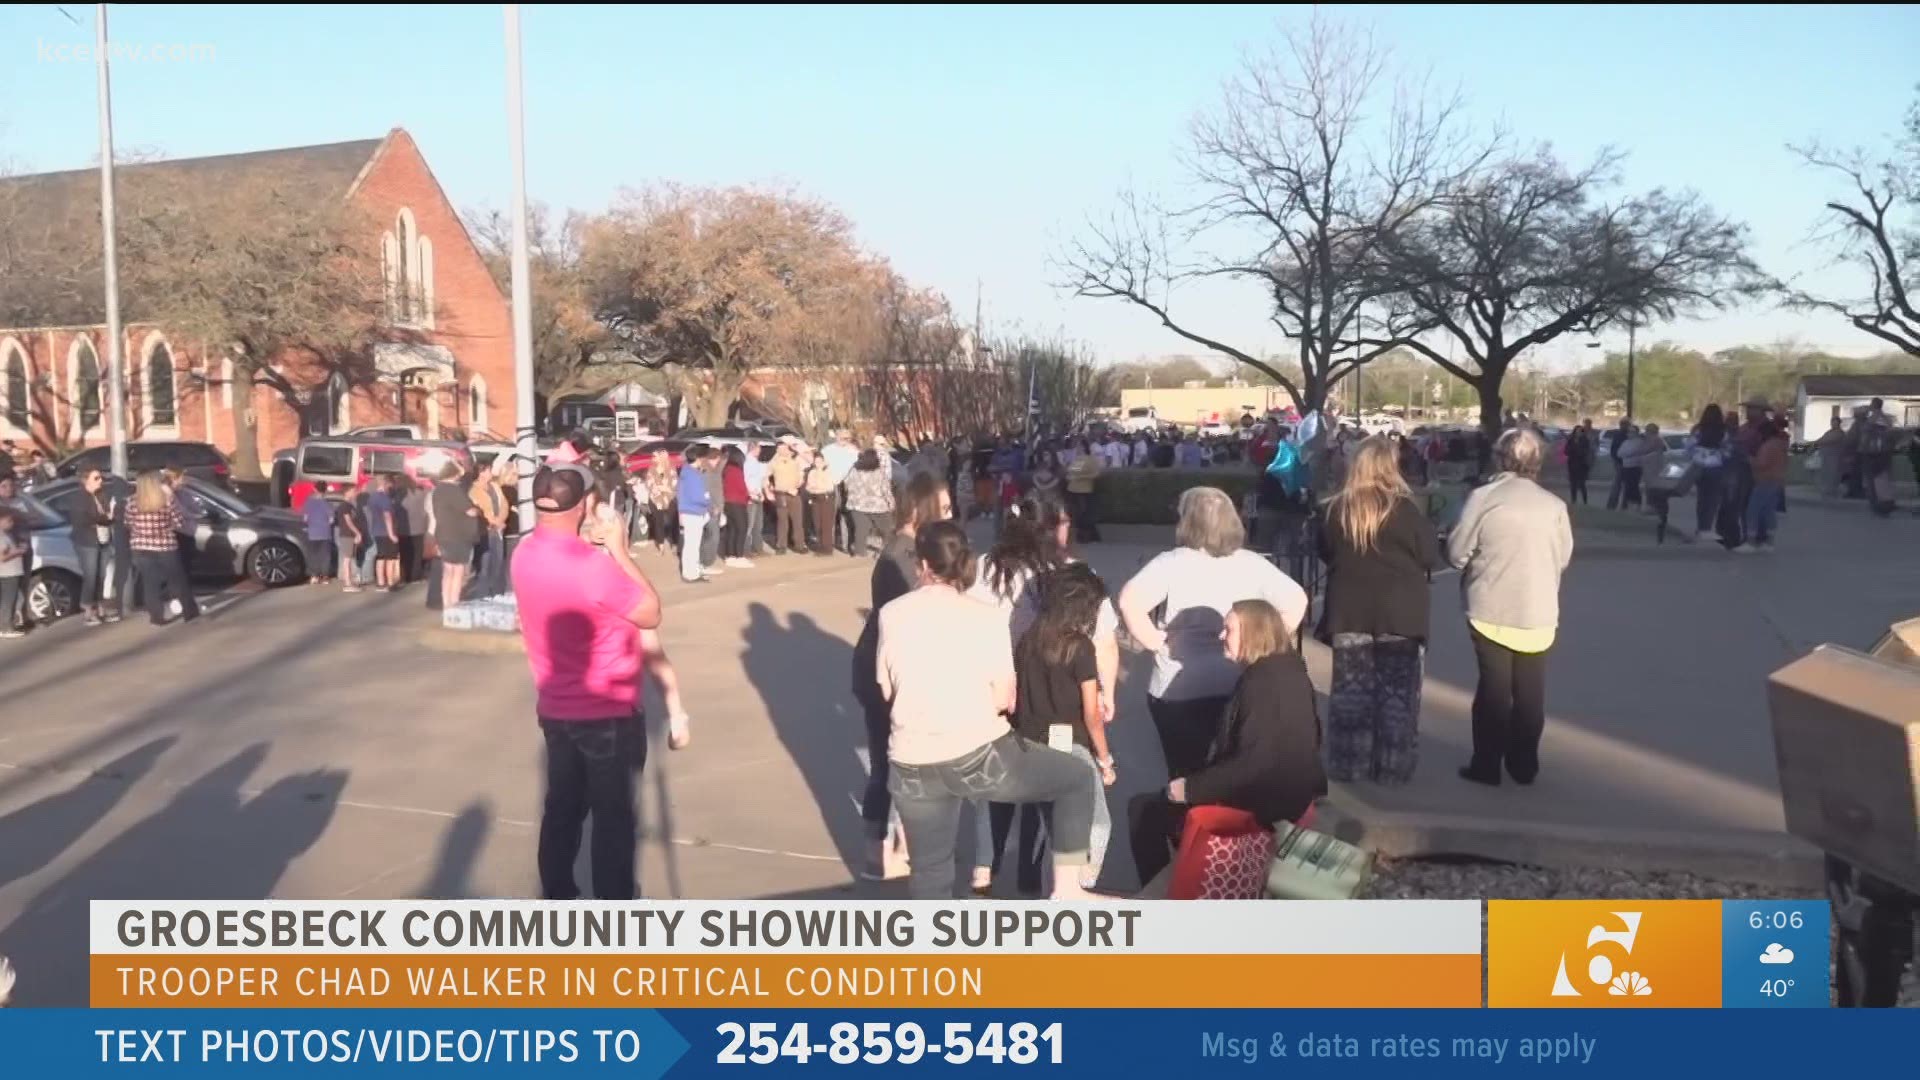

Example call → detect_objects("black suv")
57 441 237 490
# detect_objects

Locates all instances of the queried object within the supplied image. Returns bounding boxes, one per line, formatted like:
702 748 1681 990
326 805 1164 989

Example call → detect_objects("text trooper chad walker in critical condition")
114 906 1147 950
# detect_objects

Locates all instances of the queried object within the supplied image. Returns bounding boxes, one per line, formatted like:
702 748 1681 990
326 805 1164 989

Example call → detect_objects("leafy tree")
468 204 622 407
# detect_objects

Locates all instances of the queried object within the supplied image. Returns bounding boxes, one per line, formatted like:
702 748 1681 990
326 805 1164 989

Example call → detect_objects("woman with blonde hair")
1118 486 1308 779
126 470 199 626
471 457 515 597
1318 435 1441 784
1126 598 1324 887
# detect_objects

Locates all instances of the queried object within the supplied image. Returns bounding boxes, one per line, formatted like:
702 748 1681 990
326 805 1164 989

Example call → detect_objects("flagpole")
504 3 537 532
1022 358 1036 446
95 3 128 479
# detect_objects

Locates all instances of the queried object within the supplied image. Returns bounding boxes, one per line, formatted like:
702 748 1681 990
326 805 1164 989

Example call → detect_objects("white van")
1119 406 1160 434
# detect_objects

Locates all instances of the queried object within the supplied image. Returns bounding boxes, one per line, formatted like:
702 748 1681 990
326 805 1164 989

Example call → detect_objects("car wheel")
28 569 80 623
248 540 305 587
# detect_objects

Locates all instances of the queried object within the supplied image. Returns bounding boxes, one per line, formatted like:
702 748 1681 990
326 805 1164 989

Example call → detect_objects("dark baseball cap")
532 463 593 513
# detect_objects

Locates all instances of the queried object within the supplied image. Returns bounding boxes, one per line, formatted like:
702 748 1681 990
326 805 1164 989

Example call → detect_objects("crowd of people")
283 458 518 600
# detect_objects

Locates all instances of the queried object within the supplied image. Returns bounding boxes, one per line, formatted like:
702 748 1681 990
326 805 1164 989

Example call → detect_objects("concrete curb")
1318 791 1824 889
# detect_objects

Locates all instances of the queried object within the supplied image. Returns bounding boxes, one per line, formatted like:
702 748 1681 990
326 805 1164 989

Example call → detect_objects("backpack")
1265 439 1306 498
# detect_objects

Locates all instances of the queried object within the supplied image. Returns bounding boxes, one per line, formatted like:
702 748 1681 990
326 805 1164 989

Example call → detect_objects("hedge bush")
1093 468 1260 525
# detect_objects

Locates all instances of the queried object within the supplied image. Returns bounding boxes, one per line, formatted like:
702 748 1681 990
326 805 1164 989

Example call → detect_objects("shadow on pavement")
0 743 347 1006
417 802 490 899
0 737 177 886
741 602 867 879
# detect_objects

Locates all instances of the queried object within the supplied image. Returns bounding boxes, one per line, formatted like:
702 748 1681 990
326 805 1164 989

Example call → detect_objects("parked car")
269 435 476 506
339 424 425 441
23 476 315 622
56 441 237 491
622 431 779 474
1118 406 1160 434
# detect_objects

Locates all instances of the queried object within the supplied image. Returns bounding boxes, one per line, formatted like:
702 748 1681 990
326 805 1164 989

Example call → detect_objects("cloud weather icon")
1607 972 1653 996
1759 944 1795 965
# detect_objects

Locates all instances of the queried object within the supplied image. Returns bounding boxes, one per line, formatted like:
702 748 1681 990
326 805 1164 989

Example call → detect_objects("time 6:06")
1748 911 1804 931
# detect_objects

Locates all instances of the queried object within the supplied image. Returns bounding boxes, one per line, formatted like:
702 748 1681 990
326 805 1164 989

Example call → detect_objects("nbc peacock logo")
1487 900 1722 1008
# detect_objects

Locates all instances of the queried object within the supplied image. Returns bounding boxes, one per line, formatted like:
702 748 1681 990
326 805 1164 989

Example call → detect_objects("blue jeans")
889 733 1094 900
75 544 109 611
1745 481 1783 544
538 713 647 900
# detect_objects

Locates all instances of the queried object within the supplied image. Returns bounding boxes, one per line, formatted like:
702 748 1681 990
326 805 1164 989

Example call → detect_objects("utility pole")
505 4 538 532
95 4 128 478
1626 318 1638 420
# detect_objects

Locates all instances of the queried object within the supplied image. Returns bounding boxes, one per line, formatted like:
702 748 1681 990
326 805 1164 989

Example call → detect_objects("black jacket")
62 488 114 550
1317 497 1440 642
1183 653 1324 825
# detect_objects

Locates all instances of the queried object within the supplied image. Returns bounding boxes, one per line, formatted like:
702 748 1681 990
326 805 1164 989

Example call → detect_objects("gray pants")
890 733 1093 900
849 510 892 556
744 500 765 555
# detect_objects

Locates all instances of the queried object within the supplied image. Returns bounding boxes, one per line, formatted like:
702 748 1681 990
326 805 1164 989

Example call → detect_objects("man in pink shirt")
511 463 663 900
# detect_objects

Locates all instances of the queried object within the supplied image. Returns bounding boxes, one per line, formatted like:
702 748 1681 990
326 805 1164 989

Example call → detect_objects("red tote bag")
1165 806 1277 900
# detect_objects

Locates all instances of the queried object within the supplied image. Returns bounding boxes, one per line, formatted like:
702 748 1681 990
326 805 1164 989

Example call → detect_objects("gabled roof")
0 136 390 327
0 137 385 222
1799 374 1920 398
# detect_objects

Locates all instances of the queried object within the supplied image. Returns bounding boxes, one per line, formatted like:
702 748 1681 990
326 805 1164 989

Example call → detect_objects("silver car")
22 477 315 622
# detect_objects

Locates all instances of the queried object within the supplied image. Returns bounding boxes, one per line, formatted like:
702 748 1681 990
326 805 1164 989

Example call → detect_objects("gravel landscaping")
1367 856 1918 1006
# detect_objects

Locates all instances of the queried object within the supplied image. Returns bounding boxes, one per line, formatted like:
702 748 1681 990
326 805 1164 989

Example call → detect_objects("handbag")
1264 820 1374 900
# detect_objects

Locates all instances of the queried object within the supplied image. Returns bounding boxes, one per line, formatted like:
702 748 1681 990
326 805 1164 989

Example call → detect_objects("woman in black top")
1317 436 1440 784
64 468 118 625
850 472 949 880
1128 598 1324 888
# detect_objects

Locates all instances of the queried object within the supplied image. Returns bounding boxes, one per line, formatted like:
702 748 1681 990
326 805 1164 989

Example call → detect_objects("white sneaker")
703 565 725 576
1694 530 1715 544
1731 544 1758 555
725 557 754 569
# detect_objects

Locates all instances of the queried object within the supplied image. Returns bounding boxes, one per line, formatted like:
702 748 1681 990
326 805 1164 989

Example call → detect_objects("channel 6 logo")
1487 901 1723 1007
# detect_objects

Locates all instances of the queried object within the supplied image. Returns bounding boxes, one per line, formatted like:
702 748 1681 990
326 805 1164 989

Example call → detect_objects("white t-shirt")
821 443 859 485
1123 547 1309 701
1131 440 1151 466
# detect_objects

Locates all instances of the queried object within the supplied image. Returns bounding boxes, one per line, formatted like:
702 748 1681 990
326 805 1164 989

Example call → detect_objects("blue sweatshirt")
677 464 711 515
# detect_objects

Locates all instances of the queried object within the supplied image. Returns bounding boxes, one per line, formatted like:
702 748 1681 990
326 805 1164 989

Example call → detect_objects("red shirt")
289 480 317 511
510 527 651 720
722 463 750 505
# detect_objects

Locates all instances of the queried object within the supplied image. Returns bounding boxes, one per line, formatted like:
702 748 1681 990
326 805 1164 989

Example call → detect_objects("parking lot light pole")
505 3 537 533
95 3 128 479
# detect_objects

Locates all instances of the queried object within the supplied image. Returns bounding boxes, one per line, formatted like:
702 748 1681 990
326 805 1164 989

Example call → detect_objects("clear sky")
4 4 1916 370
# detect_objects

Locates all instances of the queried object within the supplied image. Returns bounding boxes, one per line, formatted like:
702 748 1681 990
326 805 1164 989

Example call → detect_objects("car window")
17 494 65 530
301 445 355 477
175 444 226 466
367 449 407 475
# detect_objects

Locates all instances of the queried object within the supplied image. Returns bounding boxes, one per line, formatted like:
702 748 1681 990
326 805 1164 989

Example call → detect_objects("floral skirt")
1326 633 1424 785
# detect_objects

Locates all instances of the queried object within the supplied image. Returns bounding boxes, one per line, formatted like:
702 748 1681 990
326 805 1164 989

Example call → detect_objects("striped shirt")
126 504 187 552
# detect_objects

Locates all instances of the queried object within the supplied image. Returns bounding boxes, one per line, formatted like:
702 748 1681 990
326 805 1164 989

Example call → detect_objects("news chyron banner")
0 897 1909 1078
89 900 1483 1009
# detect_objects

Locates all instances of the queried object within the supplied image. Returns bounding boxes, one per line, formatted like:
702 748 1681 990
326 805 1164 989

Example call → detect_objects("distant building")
1793 375 1920 440
1118 386 1295 429
0 130 512 471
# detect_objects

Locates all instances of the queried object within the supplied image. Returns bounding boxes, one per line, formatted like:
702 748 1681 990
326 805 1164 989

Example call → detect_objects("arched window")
381 230 402 319
393 209 422 324
145 337 177 429
416 235 435 328
330 375 351 434
467 373 488 434
3 339 27 433
71 338 101 436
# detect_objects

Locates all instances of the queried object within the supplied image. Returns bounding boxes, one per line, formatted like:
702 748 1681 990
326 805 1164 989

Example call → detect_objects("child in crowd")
1012 564 1117 890
0 508 25 638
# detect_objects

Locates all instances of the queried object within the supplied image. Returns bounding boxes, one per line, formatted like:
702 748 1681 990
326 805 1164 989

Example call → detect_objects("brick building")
0 130 513 473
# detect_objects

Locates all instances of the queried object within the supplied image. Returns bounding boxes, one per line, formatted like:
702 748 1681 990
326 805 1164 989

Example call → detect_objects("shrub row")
1091 468 1259 525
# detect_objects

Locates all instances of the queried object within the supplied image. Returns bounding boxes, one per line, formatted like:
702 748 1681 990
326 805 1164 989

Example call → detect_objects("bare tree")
1786 91 1920 357
583 185 881 427
1379 147 1760 433
1062 14 1489 413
